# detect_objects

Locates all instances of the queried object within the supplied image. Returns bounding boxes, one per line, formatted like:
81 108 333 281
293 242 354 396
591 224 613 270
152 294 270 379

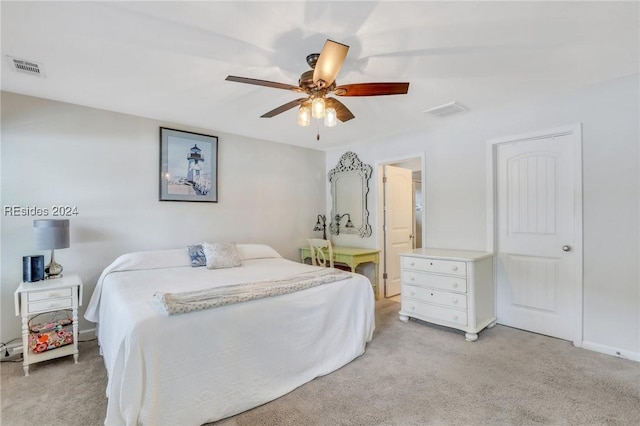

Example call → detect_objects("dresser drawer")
402 270 467 293
28 288 72 301
401 256 466 276
402 284 468 309
28 298 73 314
401 299 467 326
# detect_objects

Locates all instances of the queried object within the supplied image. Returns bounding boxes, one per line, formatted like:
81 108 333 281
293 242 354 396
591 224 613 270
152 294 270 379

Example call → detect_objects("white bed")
85 244 375 426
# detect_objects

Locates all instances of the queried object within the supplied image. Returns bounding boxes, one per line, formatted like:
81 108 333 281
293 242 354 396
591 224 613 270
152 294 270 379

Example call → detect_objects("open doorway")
377 155 425 299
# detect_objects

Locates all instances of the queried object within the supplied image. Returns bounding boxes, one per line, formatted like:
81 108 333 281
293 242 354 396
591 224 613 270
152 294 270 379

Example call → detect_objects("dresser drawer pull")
409 261 415 266
409 275 415 281
452 314 459 321
410 305 416 311
47 302 62 308
452 298 458 304
410 290 415 296
451 265 458 271
452 282 458 288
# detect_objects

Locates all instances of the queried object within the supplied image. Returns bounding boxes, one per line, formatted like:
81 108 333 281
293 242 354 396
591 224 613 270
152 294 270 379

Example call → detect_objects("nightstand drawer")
402 270 467 293
28 298 73 313
28 288 72 301
401 256 466 276
402 284 468 309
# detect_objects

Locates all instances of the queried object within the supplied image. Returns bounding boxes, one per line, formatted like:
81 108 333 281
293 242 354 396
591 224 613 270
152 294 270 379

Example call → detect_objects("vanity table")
300 246 380 298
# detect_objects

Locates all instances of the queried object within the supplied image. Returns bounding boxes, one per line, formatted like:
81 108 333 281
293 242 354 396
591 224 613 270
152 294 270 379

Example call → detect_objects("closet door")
496 131 581 343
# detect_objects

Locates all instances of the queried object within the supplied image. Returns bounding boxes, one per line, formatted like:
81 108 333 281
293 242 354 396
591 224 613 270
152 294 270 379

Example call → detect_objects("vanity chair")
307 239 334 268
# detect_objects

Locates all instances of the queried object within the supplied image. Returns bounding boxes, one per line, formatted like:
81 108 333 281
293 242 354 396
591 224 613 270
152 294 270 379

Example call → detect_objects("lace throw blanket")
154 268 352 315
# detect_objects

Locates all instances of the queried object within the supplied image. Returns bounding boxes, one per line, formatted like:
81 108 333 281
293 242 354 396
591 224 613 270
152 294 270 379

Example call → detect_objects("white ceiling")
2 1 638 150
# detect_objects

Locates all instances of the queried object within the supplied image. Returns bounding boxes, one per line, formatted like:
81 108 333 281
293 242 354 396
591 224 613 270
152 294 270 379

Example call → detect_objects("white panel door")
496 133 579 341
384 165 413 297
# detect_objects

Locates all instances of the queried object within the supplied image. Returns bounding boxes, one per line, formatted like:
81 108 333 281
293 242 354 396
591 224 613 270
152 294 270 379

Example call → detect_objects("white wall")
327 75 640 359
0 92 326 340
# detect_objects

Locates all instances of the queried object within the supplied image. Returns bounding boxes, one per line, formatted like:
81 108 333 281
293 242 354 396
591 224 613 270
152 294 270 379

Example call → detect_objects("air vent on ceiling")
423 101 467 117
6 56 45 77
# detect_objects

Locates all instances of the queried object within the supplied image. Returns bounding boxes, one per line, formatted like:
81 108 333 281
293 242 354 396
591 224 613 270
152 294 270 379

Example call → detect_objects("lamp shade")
34 219 70 250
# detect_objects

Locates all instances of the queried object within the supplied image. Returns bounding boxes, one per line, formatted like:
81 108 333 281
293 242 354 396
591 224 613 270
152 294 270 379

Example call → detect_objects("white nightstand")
14 274 83 376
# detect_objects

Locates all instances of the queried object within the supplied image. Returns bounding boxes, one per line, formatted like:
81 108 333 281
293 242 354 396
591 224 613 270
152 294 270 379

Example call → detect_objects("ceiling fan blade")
334 82 409 97
225 76 303 92
325 98 355 122
261 98 307 118
313 40 349 88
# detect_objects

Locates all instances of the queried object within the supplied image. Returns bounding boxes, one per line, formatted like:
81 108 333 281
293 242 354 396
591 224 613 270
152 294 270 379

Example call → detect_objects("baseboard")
582 340 640 362
79 327 97 341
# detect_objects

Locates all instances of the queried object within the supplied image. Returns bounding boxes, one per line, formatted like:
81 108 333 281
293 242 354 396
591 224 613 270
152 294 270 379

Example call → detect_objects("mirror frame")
329 151 372 237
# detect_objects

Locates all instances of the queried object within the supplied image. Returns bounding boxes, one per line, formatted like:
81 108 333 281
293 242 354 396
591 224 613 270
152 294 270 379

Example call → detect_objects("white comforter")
85 247 375 426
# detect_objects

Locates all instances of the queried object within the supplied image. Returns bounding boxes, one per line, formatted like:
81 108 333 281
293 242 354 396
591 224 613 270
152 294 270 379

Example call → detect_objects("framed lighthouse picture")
159 127 218 202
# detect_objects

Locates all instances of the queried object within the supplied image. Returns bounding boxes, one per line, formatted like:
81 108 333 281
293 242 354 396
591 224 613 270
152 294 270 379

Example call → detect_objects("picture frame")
159 127 218 202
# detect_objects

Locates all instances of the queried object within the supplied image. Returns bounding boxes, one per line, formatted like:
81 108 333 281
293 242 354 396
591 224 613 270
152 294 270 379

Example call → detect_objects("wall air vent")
6 56 45 77
423 101 467 117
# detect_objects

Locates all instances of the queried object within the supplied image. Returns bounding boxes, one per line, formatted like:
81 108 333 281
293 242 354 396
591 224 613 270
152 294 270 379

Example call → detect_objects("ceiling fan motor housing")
299 70 335 95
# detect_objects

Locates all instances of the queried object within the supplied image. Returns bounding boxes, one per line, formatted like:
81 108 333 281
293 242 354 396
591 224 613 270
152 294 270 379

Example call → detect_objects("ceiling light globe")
311 97 326 119
297 105 311 126
324 107 337 127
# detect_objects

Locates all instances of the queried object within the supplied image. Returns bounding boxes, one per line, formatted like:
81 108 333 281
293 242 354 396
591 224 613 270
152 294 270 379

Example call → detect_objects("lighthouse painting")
160 128 218 202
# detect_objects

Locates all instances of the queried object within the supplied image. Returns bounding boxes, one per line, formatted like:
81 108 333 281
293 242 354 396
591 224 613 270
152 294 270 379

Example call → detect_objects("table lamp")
34 219 70 279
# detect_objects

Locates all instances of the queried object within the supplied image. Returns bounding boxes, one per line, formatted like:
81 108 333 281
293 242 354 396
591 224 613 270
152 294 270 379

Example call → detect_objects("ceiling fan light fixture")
324 107 337 127
297 105 311 126
311 97 326 119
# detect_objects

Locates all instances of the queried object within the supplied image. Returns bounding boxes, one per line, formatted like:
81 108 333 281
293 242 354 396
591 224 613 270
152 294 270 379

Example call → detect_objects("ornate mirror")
329 151 372 237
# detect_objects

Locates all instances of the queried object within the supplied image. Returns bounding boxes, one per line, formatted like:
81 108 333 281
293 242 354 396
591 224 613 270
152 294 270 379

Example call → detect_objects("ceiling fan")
225 39 409 133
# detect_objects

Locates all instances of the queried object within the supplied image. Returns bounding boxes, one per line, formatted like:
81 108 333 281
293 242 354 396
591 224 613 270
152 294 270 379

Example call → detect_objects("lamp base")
45 253 63 279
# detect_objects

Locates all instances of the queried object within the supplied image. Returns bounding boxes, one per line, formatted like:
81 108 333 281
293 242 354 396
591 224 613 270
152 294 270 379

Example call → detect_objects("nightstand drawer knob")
410 275 415 281
451 265 458 271
410 305 416 311
453 298 458 304
409 261 415 266
452 282 458 288
410 290 415 296
452 314 459 320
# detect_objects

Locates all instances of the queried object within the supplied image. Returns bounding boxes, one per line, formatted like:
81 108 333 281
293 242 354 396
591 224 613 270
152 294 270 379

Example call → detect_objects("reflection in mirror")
329 151 372 237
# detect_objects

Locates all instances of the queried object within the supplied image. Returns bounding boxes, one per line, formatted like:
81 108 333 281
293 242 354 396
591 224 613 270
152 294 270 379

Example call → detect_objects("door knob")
562 245 572 252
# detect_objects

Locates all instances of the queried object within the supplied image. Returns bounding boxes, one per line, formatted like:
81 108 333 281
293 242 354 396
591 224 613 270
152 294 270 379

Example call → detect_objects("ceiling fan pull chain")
317 120 320 141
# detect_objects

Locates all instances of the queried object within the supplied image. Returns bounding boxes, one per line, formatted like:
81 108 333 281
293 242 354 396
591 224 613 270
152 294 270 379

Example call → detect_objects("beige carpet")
2 299 639 426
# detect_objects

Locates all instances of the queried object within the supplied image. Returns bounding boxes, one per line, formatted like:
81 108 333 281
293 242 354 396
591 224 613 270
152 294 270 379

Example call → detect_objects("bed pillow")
187 244 206 267
236 244 282 260
202 242 242 269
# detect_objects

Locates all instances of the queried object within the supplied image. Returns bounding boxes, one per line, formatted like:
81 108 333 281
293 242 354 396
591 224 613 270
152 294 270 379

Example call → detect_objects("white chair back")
307 238 334 268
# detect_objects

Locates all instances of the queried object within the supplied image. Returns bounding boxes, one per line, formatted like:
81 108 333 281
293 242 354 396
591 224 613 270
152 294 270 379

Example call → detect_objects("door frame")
486 124 583 346
376 152 427 299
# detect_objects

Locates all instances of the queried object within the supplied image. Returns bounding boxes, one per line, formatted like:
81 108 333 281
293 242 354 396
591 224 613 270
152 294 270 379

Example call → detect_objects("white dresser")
398 248 495 342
